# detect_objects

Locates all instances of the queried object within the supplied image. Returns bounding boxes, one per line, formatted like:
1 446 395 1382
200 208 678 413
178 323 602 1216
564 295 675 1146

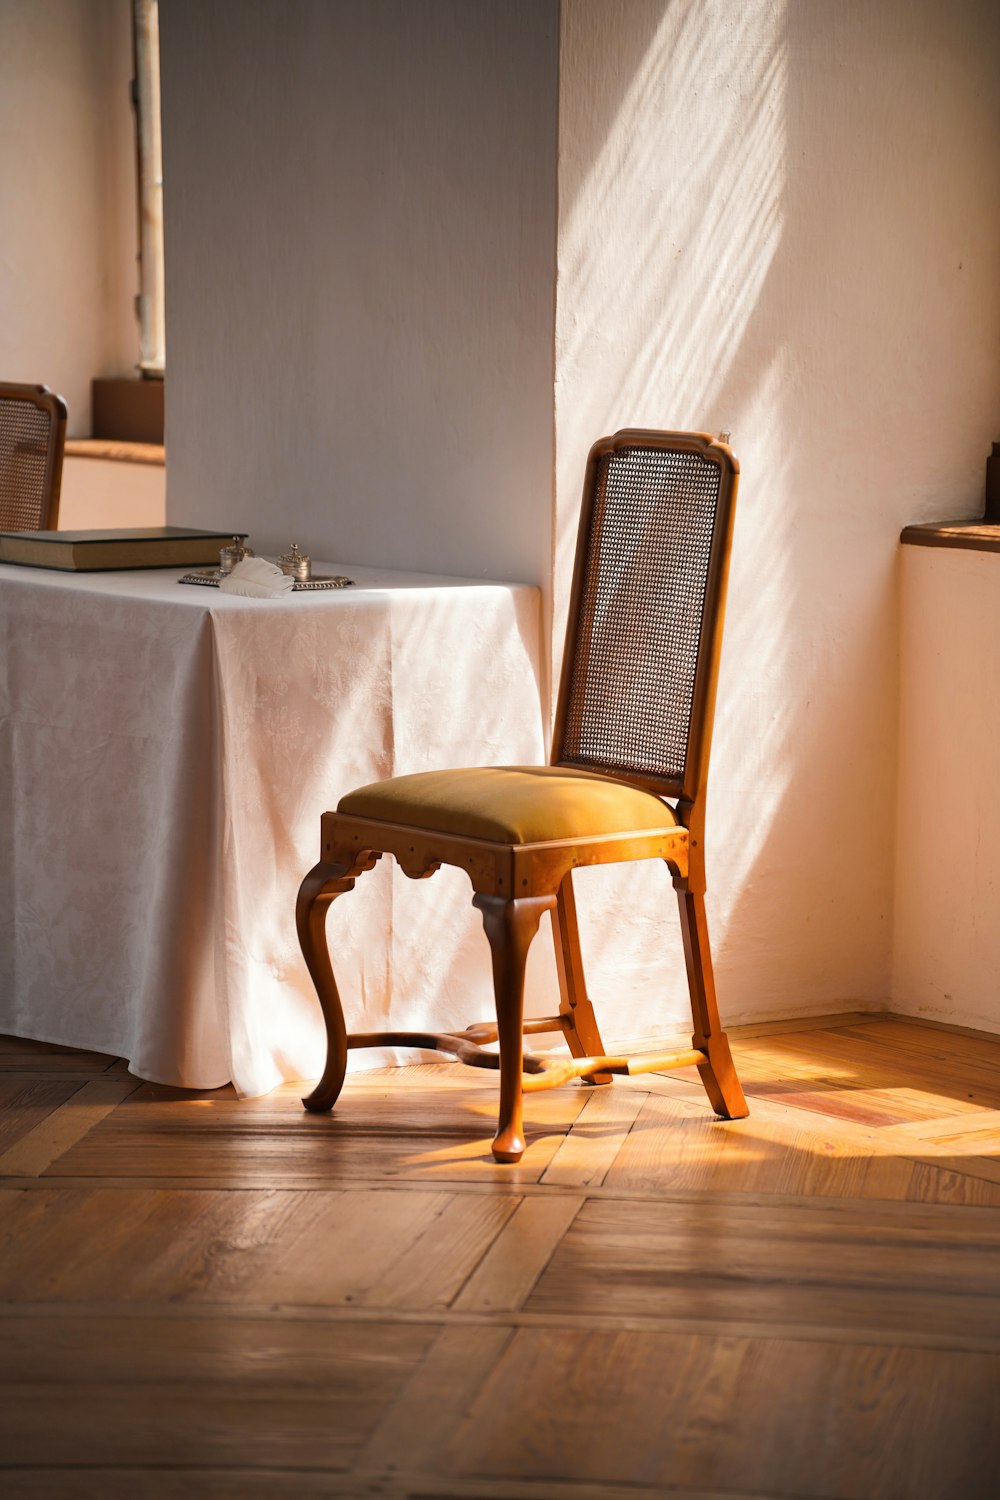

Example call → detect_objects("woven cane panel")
0 398 53 532
560 444 721 783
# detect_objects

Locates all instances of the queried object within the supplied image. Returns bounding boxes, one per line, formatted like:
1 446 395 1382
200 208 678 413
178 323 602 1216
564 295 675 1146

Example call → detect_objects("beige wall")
159 0 559 584
556 0 1000 1034
59 453 165 530
894 547 1000 1033
0 0 138 437
157 0 1000 1040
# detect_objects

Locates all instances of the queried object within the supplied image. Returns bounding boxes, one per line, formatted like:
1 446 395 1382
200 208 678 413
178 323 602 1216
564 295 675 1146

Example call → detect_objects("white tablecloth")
0 562 546 1094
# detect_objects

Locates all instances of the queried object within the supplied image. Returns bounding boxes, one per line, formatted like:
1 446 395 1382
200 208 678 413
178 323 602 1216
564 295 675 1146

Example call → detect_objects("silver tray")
179 570 353 590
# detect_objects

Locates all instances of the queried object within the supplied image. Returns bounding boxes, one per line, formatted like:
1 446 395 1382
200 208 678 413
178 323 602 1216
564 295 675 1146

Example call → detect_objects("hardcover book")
0 527 246 572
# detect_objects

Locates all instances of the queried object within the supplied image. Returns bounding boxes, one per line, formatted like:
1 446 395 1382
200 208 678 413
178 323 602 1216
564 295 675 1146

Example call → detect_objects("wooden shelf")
901 518 1000 554
65 439 164 467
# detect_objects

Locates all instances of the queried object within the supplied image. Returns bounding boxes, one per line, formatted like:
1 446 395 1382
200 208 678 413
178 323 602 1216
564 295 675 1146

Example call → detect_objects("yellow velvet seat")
338 765 679 845
296 430 749 1162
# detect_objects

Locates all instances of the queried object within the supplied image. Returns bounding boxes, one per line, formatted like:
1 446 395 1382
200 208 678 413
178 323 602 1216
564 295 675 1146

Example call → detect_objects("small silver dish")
178 570 353 591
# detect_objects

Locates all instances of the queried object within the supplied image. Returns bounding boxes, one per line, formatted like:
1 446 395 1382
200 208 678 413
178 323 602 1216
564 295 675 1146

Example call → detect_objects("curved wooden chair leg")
296 859 367 1113
473 892 556 1162
676 885 749 1119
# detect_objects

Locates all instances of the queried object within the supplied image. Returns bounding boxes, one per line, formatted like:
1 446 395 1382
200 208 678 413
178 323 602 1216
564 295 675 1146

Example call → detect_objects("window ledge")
65 439 165 467
900 519 1000 555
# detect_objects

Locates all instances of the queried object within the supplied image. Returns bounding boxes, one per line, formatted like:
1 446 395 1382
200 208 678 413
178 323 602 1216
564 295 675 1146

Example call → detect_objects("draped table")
0 561 546 1094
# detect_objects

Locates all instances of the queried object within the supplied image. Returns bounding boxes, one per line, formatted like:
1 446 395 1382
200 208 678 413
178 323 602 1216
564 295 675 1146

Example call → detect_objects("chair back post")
0 382 69 532
673 434 740 850
550 430 740 848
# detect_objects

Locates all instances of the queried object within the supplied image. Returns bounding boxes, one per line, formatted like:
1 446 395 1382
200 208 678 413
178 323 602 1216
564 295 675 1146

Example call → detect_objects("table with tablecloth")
0 561 547 1094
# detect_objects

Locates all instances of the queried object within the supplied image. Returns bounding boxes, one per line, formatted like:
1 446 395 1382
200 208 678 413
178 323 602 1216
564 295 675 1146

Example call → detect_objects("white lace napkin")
218 556 295 599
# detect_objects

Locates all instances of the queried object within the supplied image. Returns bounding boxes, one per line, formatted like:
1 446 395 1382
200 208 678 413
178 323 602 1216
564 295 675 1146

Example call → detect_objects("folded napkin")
218 556 295 599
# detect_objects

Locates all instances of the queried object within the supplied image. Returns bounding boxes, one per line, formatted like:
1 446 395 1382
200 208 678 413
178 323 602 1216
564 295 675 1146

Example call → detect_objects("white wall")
0 0 138 437
556 0 1000 1037
157 0 1000 1046
159 0 558 583
894 546 1000 1033
59 453 166 530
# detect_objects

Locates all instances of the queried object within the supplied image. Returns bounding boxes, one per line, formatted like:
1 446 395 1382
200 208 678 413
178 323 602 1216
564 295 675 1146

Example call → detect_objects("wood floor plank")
729 1008 881 1038
0 1078 82 1157
734 1025 1000 1119
525 1194 1000 1344
645 1072 1000 1204
0 1077 140 1177
755 1083 982 1129
0 1477 396 1500
0 1309 431 1385
0 1034 121 1075
0 1314 433 1472
540 1082 646 1187
356 1324 514 1477
889 1108 1000 1148
905 1160 1000 1205
909 1151 1000 1189
358 1193 519 1311
45 1070 587 1185
0 1186 520 1312
440 1327 1000 1499
0 1477 778 1500
3 1017 1000 1497
0 1185 259 1301
603 1086 917 1201
840 1017 1000 1066
452 1195 582 1313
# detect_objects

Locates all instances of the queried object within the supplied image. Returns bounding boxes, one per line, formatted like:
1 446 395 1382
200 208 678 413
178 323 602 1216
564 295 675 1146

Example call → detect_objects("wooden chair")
296 429 749 1161
0 382 68 532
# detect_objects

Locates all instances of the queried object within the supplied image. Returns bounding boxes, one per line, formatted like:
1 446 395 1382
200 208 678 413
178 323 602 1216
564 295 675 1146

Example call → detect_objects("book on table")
0 527 247 572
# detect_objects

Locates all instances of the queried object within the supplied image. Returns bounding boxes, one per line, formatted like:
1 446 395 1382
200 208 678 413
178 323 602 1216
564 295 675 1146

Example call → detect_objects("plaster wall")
556 0 1000 1035
0 0 137 436
893 547 1000 1033
59 454 166 531
159 0 558 584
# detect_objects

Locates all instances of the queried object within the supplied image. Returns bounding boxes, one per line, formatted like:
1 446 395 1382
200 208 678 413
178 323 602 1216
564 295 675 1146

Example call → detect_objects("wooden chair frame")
296 430 748 1161
0 382 68 532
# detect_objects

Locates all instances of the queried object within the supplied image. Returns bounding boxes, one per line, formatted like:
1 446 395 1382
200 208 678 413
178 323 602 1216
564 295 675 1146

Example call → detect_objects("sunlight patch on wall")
553 0 791 1032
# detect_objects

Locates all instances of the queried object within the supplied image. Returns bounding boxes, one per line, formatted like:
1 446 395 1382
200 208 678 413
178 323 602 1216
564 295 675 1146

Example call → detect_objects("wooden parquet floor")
1 1014 1000 1498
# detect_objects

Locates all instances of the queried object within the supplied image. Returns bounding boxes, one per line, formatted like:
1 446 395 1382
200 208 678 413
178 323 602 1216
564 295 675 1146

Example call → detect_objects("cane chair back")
0 383 68 532
295 429 747 1162
554 431 735 804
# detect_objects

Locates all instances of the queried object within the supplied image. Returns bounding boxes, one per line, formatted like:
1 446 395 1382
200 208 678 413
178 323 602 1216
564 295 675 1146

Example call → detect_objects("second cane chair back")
296 429 748 1161
0 383 68 533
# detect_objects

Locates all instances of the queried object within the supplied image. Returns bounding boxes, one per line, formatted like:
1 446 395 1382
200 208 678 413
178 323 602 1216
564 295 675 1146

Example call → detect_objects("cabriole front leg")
296 857 373 1113
473 892 556 1163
